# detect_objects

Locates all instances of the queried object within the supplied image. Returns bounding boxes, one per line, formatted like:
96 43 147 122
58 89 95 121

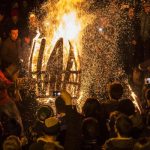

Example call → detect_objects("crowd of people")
0 0 150 150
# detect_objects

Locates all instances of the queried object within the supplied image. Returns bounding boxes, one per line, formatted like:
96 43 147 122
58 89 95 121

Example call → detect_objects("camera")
145 78 150 85
52 91 61 97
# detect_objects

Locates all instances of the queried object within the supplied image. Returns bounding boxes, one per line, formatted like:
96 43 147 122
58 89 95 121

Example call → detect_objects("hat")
43 117 60 135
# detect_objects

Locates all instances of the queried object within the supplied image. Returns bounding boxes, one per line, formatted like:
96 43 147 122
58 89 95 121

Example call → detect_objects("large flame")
42 0 90 72
51 11 81 46
49 11 81 70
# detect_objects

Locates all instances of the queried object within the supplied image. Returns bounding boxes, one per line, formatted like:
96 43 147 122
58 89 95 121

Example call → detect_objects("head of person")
29 13 37 27
143 1 150 13
55 96 66 114
3 135 22 150
36 105 54 122
115 114 133 137
128 7 135 19
107 111 122 133
118 99 135 116
9 25 19 41
108 82 123 100
82 98 101 119
82 117 99 140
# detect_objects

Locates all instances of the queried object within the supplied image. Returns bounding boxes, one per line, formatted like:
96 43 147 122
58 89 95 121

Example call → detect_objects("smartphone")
145 78 150 84
53 91 61 96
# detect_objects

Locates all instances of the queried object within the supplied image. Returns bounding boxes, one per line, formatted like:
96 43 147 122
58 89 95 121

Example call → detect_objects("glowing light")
51 12 81 45
99 27 103 32
31 29 41 72
128 84 143 114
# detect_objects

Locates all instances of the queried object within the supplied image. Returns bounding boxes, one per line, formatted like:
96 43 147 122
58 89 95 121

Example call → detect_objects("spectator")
3 135 22 150
118 99 135 117
36 105 54 122
118 99 144 138
0 69 25 137
60 90 82 150
28 13 39 41
134 137 150 150
55 96 67 146
0 25 21 71
29 105 54 142
82 98 109 146
106 111 122 138
104 114 135 150
82 98 102 119
103 82 124 116
19 31 31 71
29 117 63 150
81 117 101 150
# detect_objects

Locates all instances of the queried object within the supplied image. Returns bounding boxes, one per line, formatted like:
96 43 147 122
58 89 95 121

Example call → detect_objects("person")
104 114 135 150
103 82 124 116
55 96 67 146
0 25 21 71
81 117 101 150
19 31 31 71
29 117 63 150
82 98 109 146
60 90 82 150
106 111 122 138
0 69 25 137
118 99 144 139
134 137 150 150
28 13 39 41
138 59 150 71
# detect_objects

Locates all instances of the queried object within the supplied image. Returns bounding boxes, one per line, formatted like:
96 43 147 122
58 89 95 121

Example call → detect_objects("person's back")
81 117 102 150
104 114 135 150
29 117 63 150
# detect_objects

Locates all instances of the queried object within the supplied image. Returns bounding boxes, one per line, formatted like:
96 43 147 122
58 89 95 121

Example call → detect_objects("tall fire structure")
28 0 92 103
